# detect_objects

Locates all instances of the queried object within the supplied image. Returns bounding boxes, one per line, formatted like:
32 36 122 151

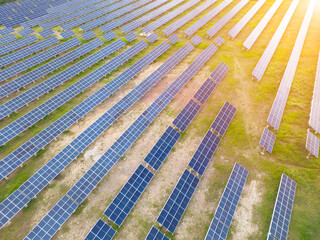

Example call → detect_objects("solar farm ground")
0 0 320 239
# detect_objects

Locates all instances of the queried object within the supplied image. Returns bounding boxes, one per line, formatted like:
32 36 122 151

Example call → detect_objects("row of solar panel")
102 62 229 235
0 40 156 229
0 38 82 83
0 38 103 98
0 37 59 68
23 44 216 239
0 34 17 46
0 35 38 56
0 39 125 145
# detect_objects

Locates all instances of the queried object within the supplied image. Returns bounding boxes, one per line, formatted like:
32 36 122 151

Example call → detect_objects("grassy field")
0 0 320 239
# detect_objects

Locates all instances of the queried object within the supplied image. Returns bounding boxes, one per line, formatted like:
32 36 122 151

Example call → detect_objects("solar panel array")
163 0 217 36
157 169 200 233
124 32 137 42
184 0 232 37
188 130 221 176
121 0 183 33
81 0 154 32
267 0 316 130
82 31 96 40
0 34 17 46
305 130 319 158
211 101 237 136
0 38 101 98
24 44 215 239
104 164 154 226
209 62 230 83
39 29 55 38
146 226 169 240
309 52 320 133
267 174 296 240
228 0 266 39
146 33 159 43
0 42 171 228
191 35 202 45
252 0 299 80
168 34 179 44
259 127 276 153
0 37 59 68
243 0 284 50
84 219 116 240
0 38 82 83
141 0 201 34
103 32 117 41
0 27 14 36
173 99 201 132
0 35 38 56
207 0 249 38
205 163 248 240
100 0 168 33
214 36 224 46
60 30 75 39
18 28 34 37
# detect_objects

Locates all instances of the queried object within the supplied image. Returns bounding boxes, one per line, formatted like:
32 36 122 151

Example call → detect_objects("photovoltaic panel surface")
209 62 229 83
214 36 224 46
146 226 169 240
157 169 199 233
168 34 179 44
82 31 96 40
85 219 116 240
267 174 296 240
104 164 153 226
193 78 217 105
259 127 276 153
211 101 236 136
306 130 319 158
146 33 158 43
205 217 229 240
309 51 320 133
103 32 117 41
188 130 221 176
191 35 202 45
124 32 137 42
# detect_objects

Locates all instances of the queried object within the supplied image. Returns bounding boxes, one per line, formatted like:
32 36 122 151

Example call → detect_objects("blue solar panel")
82 31 96 40
188 130 221 176
18 28 34 37
205 163 248 240
146 33 158 43
39 29 54 38
104 164 153 226
157 169 199 233
267 174 296 240
209 62 229 83
173 99 201 132
259 127 276 153
168 34 179 44
146 226 169 240
211 101 236 136
0 35 38 56
145 126 181 170
124 32 137 42
102 31 117 41
191 35 202 45
193 78 217 105
60 30 75 39
0 34 17 46
0 27 14 35
85 219 116 240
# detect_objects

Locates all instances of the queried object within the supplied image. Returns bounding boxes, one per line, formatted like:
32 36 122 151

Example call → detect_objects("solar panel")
0 34 17 46
188 130 221 176
168 34 179 44
228 0 266 39
146 33 158 43
172 99 201 132
18 28 34 37
157 169 199 233
193 78 217 105
259 128 276 153
211 102 236 136
191 35 202 45
267 0 316 130
209 62 229 83
85 219 116 240
145 126 181 170
124 32 137 42
184 0 232 37
267 174 296 240
214 36 224 46
0 27 14 35
23 44 215 238
206 0 249 38
205 163 248 240
146 226 169 240
60 30 75 39
163 0 217 36
243 0 284 50
0 35 38 56
309 51 320 133
82 31 96 40
306 130 319 158
39 29 54 38
104 164 153 226
252 0 299 80
103 31 117 41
